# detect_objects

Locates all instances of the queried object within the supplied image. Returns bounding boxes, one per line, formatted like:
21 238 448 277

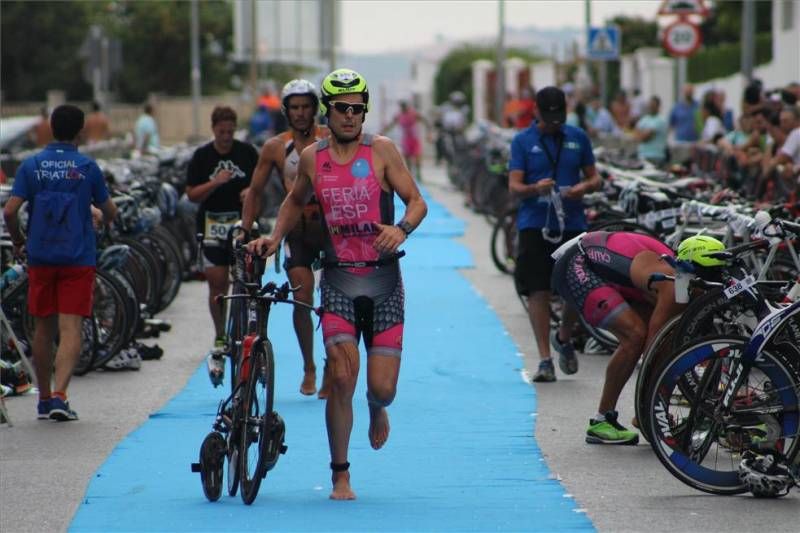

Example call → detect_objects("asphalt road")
1 162 797 533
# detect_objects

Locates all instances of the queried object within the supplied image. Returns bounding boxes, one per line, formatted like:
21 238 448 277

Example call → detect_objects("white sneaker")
105 348 143 370
207 352 225 388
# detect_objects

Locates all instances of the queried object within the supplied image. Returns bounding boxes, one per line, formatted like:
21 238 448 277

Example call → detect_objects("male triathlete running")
241 79 329 397
247 68 427 500
551 232 724 444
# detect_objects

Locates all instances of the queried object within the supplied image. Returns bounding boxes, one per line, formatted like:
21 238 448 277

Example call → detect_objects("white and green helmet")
320 68 369 115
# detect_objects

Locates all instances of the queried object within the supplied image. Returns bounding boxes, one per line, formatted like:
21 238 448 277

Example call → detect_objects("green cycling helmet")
320 68 369 115
676 235 726 267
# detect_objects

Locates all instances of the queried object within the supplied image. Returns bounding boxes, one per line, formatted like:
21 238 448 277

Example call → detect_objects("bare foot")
317 369 331 400
300 371 316 396
330 471 356 500
368 407 390 450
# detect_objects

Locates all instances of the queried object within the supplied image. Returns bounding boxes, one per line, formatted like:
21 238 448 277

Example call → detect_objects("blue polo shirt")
11 142 109 266
669 101 699 142
509 123 595 231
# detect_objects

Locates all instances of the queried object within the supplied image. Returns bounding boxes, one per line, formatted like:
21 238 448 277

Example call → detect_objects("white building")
232 0 338 70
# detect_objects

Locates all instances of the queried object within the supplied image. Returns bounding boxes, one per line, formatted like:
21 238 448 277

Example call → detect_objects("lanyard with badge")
538 132 566 243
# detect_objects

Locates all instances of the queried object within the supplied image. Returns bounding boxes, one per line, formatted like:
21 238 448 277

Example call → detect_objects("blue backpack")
26 158 87 264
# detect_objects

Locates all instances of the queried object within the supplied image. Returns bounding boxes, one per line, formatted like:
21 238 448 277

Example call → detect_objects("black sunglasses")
331 101 367 115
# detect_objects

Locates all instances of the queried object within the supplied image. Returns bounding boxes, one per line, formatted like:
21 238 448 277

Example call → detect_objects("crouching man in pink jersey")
247 69 427 500
551 231 686 445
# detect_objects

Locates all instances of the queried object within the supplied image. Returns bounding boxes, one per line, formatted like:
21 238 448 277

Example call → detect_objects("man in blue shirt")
3 105 117 421
508 86 602 382
634 96 668 165
669 84 699 142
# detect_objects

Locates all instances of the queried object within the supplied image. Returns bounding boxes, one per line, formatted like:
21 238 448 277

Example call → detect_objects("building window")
783 0 794 31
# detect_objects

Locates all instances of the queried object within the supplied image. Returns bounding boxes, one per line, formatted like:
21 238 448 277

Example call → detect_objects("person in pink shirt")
248 69 427 501
383 100 427 182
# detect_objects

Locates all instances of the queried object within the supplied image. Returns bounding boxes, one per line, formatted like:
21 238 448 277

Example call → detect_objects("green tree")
107 0 233 102
1 1 95 101
1 0 234 103
700 0 772 46
433 45 542 109
603 16 659 103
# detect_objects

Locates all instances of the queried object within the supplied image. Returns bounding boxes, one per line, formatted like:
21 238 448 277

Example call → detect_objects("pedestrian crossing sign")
587 26 621 61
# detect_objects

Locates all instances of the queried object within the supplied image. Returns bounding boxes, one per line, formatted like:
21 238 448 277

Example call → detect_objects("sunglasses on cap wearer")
330 101 367 115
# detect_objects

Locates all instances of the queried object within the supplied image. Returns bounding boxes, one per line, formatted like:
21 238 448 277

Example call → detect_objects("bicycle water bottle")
0 264 24 292
786 278 800 303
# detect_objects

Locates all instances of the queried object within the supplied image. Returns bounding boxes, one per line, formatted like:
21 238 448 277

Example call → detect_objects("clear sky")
340 0 664 54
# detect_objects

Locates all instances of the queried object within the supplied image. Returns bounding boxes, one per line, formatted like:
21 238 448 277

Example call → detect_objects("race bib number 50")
204 211 239 244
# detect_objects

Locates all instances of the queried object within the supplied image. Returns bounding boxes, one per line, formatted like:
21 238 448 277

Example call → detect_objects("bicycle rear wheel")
644 336 800 495
239 339 275 505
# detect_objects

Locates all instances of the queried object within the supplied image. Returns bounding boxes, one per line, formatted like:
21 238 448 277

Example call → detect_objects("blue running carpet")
70 188 593 532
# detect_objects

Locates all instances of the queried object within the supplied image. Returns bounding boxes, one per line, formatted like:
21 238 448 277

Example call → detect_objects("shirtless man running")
242 79 328 397
248 68 427 500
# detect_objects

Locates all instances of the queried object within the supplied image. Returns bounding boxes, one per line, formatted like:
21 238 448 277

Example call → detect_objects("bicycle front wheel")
644 336 800 495
633 314 682 443
239 339 275 505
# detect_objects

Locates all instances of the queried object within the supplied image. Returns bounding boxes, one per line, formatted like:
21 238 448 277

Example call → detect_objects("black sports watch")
396 220 414 236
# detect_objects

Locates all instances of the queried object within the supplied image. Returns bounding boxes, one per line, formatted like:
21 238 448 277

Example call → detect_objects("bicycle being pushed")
191 243 319 505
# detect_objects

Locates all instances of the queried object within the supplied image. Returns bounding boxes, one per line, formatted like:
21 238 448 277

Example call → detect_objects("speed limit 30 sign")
663 19 702 57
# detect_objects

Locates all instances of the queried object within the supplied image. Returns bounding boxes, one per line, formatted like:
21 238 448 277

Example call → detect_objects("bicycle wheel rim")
634 315 682 442
490 209 516 275
646 336 800 495
91 271 130 368
72 316 98 376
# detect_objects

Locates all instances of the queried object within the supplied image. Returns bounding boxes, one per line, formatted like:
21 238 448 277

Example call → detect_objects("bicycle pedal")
280 444 287 454
191 462 202 473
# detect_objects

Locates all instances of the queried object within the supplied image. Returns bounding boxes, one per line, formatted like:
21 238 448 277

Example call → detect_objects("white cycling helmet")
738 451 797 498
281 79 319 115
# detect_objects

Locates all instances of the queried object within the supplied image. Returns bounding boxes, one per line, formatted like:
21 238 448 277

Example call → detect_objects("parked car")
0 116 38 178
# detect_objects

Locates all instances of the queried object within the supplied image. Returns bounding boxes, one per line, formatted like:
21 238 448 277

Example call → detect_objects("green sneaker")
586 410 639 445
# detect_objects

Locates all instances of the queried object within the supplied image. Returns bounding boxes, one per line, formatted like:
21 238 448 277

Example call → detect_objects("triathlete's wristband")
397 220 414 236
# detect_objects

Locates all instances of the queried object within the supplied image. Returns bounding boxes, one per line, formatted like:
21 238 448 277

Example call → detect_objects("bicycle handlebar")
220 281 320 315
778 218 800 237
220 292 321 315
646 272 724 292
660 254 696 273
706 238 769 262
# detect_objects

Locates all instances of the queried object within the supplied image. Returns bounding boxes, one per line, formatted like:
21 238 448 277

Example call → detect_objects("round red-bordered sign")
663 19 702 57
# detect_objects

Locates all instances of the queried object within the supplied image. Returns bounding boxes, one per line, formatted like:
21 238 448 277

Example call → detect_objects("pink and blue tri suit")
313 134 404 356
